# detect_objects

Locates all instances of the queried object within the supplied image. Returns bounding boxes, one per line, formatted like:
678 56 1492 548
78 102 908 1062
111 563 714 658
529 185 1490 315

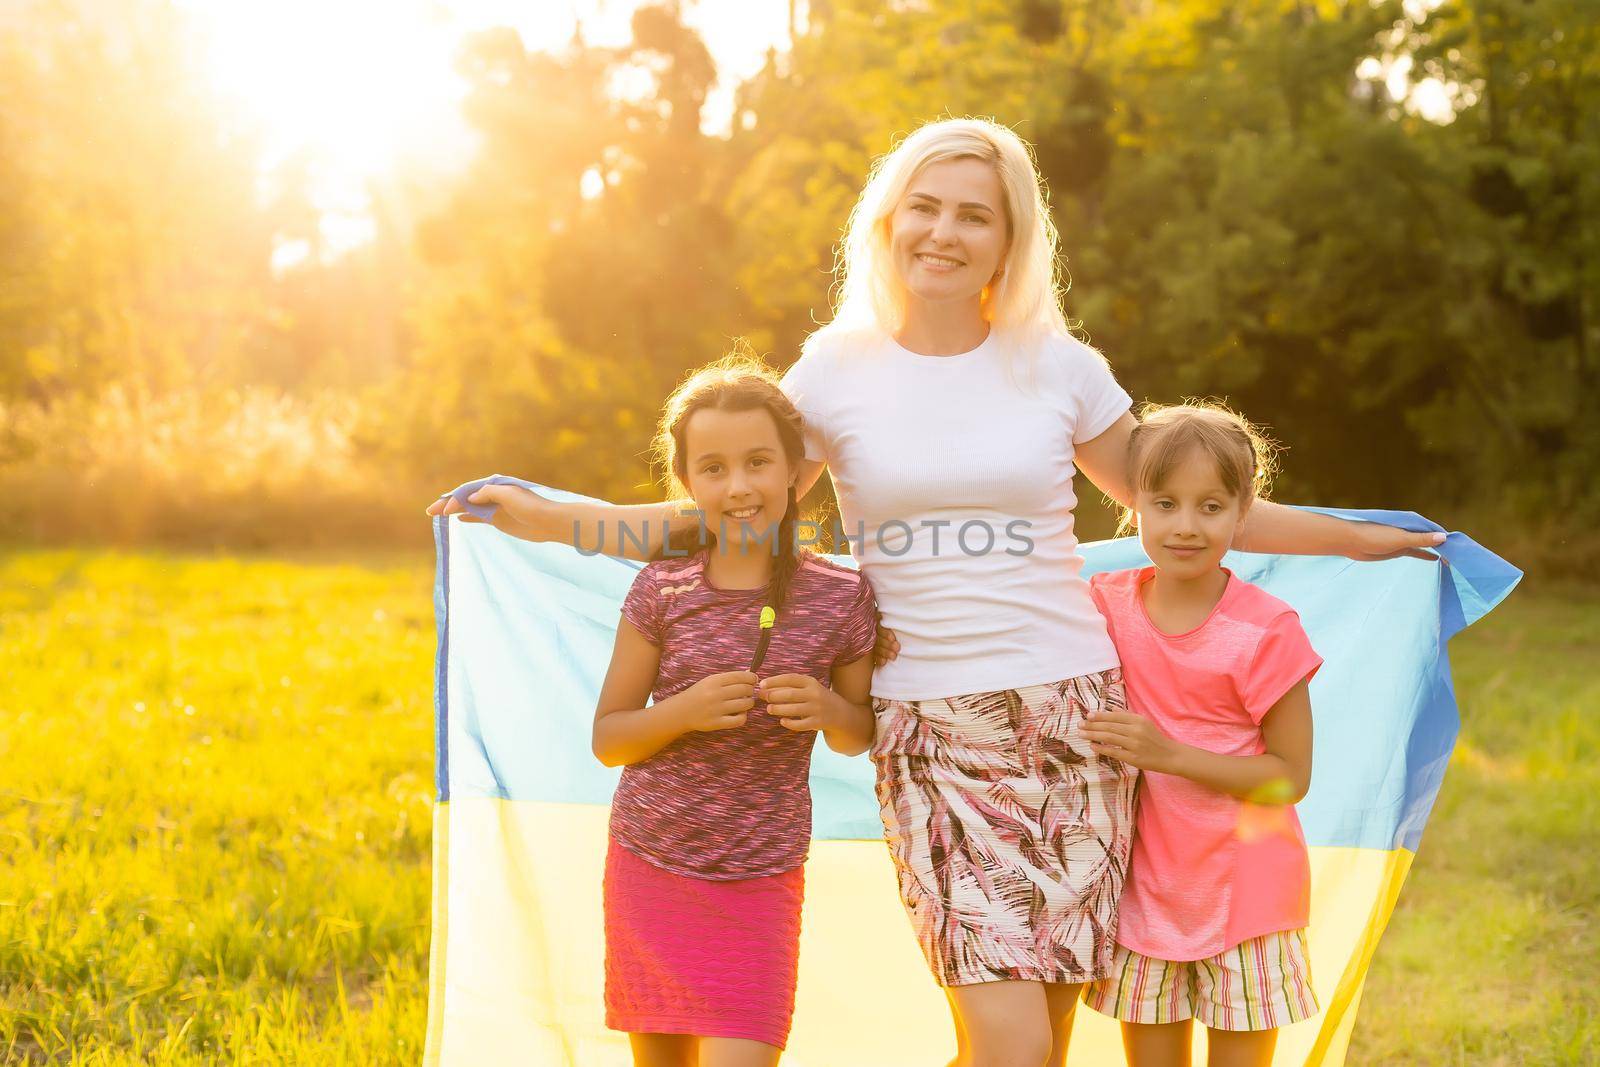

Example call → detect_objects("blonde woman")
429 119 1440 1067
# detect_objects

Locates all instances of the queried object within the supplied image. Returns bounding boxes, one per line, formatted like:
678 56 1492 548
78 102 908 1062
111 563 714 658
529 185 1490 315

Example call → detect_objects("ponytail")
767 484 802 613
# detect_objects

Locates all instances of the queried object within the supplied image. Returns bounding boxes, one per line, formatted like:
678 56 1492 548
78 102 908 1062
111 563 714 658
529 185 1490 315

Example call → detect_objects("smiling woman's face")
887 156 1010 310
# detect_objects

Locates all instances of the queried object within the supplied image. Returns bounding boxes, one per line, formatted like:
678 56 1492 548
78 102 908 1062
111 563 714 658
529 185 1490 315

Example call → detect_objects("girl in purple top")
592 353 879 1067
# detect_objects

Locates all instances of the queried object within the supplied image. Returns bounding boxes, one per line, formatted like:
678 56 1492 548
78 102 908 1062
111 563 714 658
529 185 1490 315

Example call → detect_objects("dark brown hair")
653 348 810 611
1121 400 1279 533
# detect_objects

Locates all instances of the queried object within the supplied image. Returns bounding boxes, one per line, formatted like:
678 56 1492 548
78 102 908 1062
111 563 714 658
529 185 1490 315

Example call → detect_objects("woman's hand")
1080 709 1185 774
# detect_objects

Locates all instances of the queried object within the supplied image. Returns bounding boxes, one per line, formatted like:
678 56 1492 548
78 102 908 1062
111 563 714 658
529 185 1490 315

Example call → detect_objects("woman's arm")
1080 680 1314 804
1073 411 1140 508
1073 412 1444 562
426 460 831 561
591 620 757 766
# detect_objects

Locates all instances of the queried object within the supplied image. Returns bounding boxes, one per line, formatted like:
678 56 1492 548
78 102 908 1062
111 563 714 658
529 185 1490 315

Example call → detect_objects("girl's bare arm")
1073 412 1444 562
1081 681 1314 804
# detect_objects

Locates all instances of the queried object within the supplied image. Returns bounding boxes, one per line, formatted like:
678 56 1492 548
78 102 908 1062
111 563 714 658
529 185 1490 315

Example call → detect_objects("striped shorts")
1083 929 1318 1032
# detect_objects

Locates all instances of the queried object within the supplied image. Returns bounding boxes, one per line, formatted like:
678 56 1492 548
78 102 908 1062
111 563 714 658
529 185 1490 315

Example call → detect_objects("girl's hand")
873 617 900 666
759 674 835 732
677 671 758 732
1080 710 1184 774
1346 522 1447 563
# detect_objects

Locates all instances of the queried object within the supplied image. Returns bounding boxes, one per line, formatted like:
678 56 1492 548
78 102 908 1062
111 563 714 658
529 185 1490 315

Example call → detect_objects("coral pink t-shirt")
1090 567 1323 961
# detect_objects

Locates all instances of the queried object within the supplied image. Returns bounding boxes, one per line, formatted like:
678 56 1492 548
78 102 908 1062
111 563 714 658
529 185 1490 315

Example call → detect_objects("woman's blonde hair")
1119 401 1280 534
812 117 1071 349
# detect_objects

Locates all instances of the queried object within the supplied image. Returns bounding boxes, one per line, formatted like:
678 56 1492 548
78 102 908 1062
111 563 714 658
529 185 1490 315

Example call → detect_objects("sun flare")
182 1 578 240
179 1 791 259
195 2 457 173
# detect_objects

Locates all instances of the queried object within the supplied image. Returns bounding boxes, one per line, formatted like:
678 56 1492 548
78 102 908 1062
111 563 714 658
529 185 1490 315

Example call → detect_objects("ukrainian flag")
422 484 1520 1066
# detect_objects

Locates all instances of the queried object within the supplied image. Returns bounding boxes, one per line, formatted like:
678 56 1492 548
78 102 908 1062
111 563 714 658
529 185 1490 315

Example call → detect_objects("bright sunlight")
181 0 793 262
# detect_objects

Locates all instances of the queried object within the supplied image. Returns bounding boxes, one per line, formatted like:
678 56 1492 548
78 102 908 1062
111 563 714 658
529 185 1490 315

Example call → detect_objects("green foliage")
0 2 271 400
375 15 746 499
1399 0 1600 518
0 386 419 550
0 0 1595 556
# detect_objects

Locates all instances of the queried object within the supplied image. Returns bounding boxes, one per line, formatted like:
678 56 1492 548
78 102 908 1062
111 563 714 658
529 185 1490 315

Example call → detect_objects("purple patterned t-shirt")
611 548 879 879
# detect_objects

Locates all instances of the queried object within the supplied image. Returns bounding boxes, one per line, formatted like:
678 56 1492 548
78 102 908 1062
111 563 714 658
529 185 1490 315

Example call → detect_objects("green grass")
0 551 434 1064
1349 585 1600 1065
0 550 1593 1064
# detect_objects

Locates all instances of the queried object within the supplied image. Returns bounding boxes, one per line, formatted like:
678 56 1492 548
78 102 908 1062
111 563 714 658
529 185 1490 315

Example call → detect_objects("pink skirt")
603 837 805 1049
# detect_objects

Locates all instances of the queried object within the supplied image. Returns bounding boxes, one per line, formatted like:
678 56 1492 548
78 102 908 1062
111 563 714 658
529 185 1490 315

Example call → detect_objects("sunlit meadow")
2 0 1597 1062
0 551 433 1064
1 551 1594 1063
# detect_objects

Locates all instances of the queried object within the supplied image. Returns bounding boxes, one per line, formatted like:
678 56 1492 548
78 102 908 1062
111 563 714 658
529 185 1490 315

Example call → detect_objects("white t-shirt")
779 327 1130 700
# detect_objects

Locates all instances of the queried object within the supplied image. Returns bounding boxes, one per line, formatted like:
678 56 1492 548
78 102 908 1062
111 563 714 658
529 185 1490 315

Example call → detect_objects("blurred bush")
0 388 419 549
1 0 1594 578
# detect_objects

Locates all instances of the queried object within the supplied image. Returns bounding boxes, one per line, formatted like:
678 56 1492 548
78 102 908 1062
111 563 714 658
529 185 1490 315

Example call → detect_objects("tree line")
1 0 1593 568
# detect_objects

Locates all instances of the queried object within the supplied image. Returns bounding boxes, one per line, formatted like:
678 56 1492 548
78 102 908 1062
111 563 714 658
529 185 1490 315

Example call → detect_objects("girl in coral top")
1082 402 1323 1067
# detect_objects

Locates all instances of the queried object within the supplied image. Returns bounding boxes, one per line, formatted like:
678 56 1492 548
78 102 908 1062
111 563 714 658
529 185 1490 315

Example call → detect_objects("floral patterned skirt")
870 669 1138 988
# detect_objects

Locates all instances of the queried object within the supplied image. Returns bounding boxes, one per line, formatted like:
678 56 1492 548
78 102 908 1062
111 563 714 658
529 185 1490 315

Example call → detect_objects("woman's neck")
894 297 989 356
